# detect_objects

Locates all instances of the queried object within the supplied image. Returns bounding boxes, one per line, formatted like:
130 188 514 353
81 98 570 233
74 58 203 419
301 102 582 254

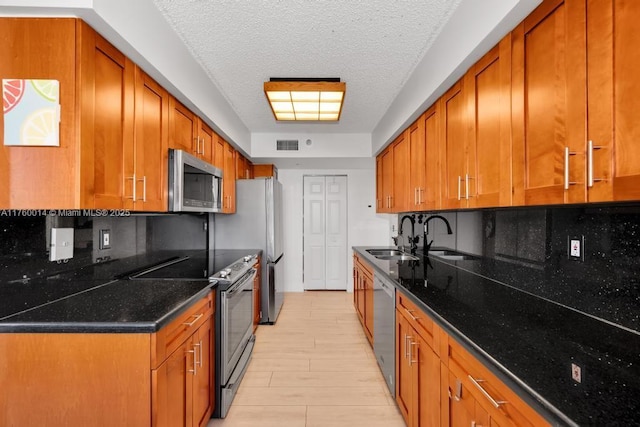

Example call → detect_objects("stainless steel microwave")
168 149 223 213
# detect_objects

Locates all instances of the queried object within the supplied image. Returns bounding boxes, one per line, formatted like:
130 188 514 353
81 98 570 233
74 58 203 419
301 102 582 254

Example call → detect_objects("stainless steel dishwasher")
373 273 396 397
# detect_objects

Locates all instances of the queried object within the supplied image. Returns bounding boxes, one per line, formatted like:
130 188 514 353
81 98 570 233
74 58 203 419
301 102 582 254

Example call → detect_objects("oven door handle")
224 268 257 299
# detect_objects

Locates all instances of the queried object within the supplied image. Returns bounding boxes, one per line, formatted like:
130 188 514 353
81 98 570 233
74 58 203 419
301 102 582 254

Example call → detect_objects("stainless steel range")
128 251 259 419
213 255 257 418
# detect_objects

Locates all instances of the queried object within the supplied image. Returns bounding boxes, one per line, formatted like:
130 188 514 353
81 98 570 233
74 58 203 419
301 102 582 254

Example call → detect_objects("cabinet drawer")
446 337 549 427
396 291 439 352
152 292 214 368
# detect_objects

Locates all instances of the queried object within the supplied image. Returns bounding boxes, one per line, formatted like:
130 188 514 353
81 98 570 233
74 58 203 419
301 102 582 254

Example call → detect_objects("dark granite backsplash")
399 204 640 333
0 213 208 284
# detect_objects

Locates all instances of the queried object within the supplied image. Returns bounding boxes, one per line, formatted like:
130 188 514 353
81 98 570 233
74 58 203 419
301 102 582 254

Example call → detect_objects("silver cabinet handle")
183 313 203 327
465 174 474 199
187 348 197 375
404 308 419 322
136 176 147 202
409 341 417 366
457 176 462 200
194 340 203 368
587 140 603 187
468 375 507 408
126 174 136 201
419 187 424 205
564 147 578 190
404 334 410 359
414 188 418 206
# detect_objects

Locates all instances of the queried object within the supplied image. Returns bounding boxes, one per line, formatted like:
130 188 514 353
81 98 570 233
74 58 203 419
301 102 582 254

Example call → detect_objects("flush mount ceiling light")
264 78 346 121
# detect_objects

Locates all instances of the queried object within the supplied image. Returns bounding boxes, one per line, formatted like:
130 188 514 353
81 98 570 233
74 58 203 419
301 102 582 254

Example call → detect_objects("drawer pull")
468 375 507 408
404 308 419 321
183 313 203 327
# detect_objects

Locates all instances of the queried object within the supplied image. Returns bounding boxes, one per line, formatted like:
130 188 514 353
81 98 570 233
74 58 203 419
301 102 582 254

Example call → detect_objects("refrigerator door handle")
268 253 284 265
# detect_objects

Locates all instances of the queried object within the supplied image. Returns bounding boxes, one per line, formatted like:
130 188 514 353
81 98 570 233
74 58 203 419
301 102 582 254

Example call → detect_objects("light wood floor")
209 291 405 427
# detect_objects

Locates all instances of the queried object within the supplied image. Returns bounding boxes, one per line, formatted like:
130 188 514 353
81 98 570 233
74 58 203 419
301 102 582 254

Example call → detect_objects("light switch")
50 227 74 262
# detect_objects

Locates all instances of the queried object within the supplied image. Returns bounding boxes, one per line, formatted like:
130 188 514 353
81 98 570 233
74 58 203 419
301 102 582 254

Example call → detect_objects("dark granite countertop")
353 246 640 427
0 249 260 333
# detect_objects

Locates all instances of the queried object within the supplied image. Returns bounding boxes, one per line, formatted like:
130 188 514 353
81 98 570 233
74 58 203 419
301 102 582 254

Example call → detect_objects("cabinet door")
380 147 394 212
169 97 197 155
134 68 169 211
92 33 135 209
446 369 488 427
587 0 640 202
193 318 214 427
213 134 225 170
439 81 466 209
392 132 410 212
363 272 374 345
223 141 236 213
423 106 440 210
236 154 247 180
154 338 193 427
465 36 512 208
511 0 587 206
409 117 426 210
0 19 79 208
414 334 440 427
198 120 214 164
395 311 413 425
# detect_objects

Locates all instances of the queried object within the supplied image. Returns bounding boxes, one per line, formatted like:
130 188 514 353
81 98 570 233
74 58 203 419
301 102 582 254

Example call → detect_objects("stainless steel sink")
366 249 419 261
429 250 477 261
366 249 405 256
375 254 420 261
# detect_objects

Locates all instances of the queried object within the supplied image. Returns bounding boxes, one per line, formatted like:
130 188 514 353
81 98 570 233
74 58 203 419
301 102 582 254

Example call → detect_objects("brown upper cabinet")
407 108 441 212
253 164 278 179
392 132 410 212
213 134 225 170
236 153 251 180
378 0 640 212
586 0 640 202
408 117 426 211
131 68 169 211
464 34 513 208
511 0 587 206
0 19 131 209
222 140 236 213
169 98 214 164
439 80 467 210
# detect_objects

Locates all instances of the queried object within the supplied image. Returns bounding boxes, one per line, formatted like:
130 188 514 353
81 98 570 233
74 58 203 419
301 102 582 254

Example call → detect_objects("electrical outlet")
99 229 111 250
571 363 582 383
567 235 585 261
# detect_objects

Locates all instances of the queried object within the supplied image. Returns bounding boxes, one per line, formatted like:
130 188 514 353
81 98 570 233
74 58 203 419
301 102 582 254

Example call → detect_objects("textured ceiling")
152 0 462 134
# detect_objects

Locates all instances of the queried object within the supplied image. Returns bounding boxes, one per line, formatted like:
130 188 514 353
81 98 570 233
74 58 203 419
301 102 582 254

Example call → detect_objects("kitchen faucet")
421 215 453 253
399 214 419 254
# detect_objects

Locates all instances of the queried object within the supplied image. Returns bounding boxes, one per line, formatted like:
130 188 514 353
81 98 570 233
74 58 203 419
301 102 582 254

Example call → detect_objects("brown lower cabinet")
0 292 214 427
353 253 374 346
394 290 550 427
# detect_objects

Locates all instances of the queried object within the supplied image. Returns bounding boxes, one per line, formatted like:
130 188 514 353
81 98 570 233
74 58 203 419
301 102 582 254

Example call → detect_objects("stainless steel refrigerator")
214 177 284 324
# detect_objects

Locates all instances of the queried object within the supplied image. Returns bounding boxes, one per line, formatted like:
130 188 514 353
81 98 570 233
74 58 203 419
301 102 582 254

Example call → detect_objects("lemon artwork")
2 78 60 146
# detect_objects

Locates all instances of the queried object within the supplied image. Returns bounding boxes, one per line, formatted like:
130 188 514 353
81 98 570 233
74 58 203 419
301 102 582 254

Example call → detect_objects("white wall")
278 166 391 292
251 133 371 158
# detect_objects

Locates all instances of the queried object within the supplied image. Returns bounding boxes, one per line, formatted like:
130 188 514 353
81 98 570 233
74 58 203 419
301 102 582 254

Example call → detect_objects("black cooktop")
129 250 258 281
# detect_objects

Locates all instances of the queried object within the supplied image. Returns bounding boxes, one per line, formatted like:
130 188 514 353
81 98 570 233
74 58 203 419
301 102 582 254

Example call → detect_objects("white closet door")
303 175 348 290
325 176 347 289
303 176 326 290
